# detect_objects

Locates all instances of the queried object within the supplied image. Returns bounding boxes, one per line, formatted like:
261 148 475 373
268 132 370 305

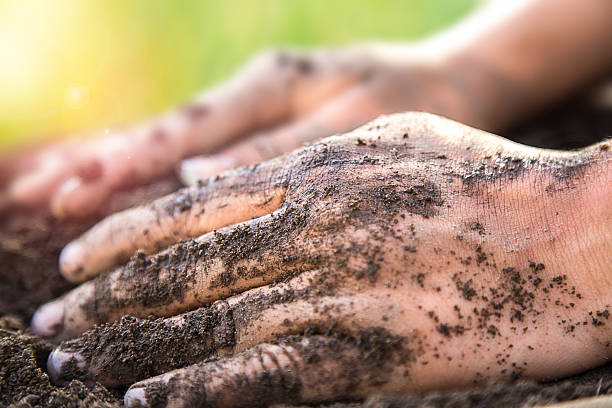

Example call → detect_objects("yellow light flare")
64 84 89 110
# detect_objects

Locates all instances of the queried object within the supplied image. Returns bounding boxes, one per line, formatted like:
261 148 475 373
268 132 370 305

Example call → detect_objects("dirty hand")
33 113 612 407
6 46 467 219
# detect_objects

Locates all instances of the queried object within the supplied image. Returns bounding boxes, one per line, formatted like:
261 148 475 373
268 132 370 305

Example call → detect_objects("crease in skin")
123 331 412 408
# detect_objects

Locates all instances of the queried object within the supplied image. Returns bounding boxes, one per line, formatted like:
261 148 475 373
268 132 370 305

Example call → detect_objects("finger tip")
179 158 210 186
31 301 64 338
47 348 87 385
179 155 236 186
47 349 63 383
59 241 87 282
124 386 148 408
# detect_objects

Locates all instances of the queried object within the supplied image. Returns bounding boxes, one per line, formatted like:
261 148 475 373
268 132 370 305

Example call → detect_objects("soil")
2 86 612 407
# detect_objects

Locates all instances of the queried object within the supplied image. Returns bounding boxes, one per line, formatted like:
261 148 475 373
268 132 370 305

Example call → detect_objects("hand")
6 45 470 219
32 113 612 407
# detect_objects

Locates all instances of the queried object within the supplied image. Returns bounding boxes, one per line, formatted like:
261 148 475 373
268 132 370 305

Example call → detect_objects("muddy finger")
123 332 406 408
59 159 291 283
32 207 325 339
45 269 350 386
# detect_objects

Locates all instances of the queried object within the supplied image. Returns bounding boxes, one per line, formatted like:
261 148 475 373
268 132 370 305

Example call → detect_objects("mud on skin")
81 135 448 325
60 303 237 386
131 330 411 408
5 307 612 408
0 109 608 406
58 273 414 388
36 113 612 408
85 113 607 321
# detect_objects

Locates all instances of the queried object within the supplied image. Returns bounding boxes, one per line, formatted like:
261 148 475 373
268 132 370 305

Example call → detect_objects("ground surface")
2 91 612 407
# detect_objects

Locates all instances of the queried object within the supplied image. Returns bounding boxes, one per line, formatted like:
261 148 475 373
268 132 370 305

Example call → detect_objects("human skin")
17 0 612 406
31 113 612 407
4 0 612 219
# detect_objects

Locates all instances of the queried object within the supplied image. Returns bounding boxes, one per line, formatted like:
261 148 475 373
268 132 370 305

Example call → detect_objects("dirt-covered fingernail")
47 348 89 385
31 301 64 338
124 386 149 407
59 240 86 281
179 155 236 185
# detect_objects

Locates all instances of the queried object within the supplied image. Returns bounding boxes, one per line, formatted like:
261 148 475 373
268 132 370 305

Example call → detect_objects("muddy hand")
5 46 470 219
34 113 612 407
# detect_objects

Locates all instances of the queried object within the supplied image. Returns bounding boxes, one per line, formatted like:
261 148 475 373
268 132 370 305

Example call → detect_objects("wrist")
434 53 526 133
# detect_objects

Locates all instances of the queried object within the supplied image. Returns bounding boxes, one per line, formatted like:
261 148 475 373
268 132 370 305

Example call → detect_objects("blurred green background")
0 0 479 151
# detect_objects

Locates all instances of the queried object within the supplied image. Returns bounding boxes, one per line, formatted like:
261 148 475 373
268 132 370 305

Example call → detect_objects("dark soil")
0 316 121 407
1 84 612 407
1 176 180 406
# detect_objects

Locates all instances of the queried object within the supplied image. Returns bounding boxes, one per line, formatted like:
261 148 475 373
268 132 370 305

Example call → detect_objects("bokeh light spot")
64 84 89 110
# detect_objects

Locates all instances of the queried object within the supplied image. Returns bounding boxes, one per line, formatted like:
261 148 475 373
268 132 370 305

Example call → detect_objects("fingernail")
124 386 148 407
179 155 237 186
47 348 88 385
59 241 86 281
57 176 82 197
31 301 64 338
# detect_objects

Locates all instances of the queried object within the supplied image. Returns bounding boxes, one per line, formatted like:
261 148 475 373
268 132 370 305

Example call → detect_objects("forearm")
424 0 612 132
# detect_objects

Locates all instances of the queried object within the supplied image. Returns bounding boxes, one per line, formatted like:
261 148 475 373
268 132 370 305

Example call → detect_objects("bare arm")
428 0 612 131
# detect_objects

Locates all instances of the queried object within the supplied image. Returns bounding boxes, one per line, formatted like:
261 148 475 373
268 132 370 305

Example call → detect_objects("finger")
12 49 318 218
180 85 385 185
50 177 111 219
124 333 406 408
58 158 289 283
45 269 348 386
32 206 321 339
8 152 75 207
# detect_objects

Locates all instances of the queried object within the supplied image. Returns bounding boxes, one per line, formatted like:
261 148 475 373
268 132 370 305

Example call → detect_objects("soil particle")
436 324 465 338
368 182 443 219
432 252 589 343
136 381 170 407
0 316 120 407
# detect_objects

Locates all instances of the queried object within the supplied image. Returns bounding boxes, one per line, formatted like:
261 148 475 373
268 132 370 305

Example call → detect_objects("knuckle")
250 133 285 160
248 48 292 72
249 48 315 77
